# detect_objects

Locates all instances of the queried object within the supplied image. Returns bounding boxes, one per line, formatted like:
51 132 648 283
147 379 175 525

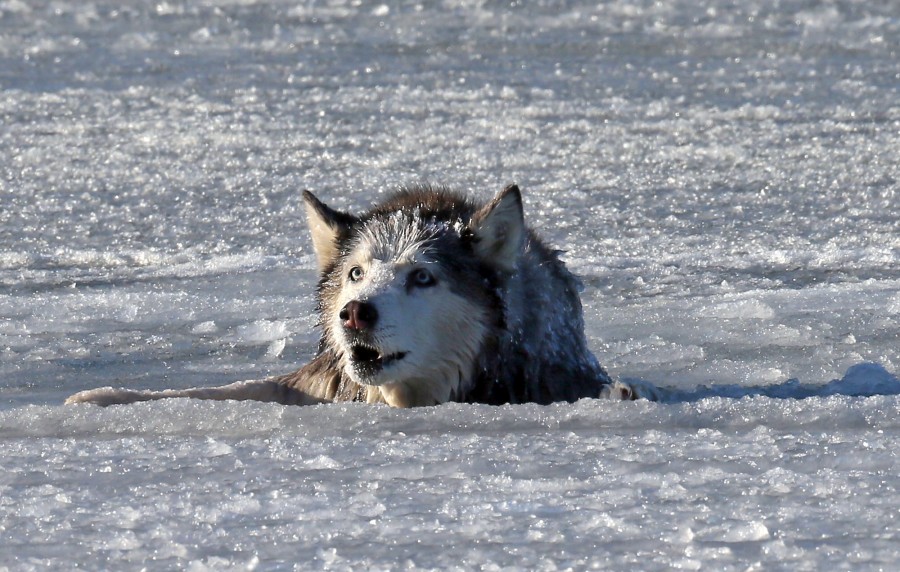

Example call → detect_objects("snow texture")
1 0 898 570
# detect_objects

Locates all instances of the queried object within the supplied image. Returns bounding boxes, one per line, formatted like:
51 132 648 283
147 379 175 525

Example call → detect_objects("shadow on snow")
628 363 900 404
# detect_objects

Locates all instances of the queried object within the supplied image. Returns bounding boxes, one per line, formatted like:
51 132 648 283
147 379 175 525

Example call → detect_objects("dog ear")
468 184 525 272
302 191 356 272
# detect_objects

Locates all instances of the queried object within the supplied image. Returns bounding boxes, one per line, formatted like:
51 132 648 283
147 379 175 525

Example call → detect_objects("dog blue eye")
410 268 436 287
348 266 364 282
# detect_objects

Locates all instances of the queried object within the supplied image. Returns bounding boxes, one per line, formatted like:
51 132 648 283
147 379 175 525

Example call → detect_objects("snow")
1 0 898 569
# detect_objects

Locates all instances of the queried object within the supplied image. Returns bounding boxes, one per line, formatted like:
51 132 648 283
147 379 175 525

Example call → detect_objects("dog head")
302 185 524 406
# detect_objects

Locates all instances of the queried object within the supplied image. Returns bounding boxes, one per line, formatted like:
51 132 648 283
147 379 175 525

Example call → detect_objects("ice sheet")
1 0 898 569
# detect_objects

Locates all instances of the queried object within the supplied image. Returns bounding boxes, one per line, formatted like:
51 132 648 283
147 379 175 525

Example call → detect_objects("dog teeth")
351 345 380 363
350 345 407 367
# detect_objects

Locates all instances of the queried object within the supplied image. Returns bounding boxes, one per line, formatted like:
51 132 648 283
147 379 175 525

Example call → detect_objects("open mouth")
349 345 408 371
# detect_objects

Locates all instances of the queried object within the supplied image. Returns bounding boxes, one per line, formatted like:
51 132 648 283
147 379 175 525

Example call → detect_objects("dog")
66 184 643 408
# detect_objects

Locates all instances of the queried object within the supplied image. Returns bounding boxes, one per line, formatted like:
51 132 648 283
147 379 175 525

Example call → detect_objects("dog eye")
410 268 436 287
348 266 364 282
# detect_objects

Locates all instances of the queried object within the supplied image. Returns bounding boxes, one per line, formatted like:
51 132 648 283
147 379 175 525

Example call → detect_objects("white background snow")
1 0 899 569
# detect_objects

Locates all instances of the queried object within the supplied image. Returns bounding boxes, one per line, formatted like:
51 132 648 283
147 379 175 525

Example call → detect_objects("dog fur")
66 184 640 408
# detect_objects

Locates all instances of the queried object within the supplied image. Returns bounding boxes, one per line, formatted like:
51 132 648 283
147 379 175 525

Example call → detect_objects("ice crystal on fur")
356 211 450 265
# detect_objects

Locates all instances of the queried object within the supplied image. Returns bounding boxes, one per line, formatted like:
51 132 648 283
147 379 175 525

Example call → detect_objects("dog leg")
64 379 323 407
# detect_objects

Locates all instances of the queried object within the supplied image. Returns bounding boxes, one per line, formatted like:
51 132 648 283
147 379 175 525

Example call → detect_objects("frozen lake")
1 0 898 569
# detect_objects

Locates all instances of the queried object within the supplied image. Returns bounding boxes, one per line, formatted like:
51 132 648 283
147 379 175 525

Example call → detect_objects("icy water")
1 0 899 570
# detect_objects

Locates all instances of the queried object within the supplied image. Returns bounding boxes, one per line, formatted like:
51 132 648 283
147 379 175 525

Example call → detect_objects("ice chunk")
230 320 289 345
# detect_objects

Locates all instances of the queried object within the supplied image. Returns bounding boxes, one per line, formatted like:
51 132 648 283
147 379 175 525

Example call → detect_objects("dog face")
303 186 524 404
326 222 489 392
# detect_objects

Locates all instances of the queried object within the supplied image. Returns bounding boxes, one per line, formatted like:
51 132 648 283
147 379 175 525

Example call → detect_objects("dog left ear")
302 191 357 272
468 184 525 272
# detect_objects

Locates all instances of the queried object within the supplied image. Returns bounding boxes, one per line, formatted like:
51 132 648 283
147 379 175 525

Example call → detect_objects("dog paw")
65 387 147 406
599 380 661 401
599 381 638 400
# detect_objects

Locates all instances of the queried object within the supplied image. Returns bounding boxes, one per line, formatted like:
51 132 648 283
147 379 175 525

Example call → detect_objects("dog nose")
340 300 378 331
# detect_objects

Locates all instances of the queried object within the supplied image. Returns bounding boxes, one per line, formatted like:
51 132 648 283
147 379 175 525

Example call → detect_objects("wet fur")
66 184 638 408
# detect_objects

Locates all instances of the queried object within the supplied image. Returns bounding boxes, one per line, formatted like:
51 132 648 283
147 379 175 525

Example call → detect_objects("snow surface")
1 0 899 569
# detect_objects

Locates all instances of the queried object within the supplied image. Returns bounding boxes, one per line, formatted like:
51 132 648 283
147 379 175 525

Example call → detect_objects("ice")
2 0 899 569
230 319 289 345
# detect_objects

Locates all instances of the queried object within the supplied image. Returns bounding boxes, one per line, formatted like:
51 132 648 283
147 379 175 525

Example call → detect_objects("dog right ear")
467 184 525 272
302 191 356 272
